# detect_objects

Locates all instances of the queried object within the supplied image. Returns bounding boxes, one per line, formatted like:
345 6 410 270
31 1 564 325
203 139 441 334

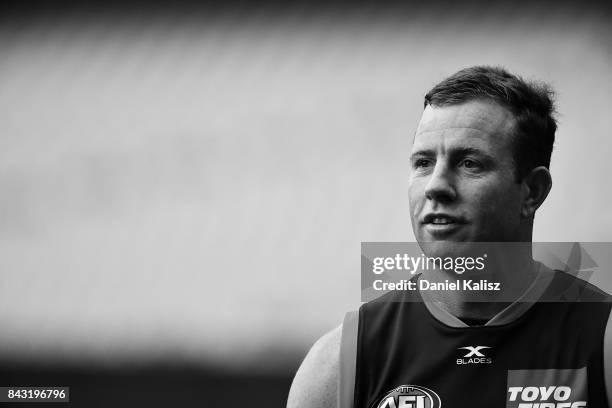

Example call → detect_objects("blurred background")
1 0 611 406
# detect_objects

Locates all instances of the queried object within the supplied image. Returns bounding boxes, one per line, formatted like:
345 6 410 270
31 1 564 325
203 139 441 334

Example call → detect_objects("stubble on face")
408 100 525 249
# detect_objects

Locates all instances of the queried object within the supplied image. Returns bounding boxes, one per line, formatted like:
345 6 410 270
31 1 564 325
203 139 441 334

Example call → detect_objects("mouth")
423 213 463 225
421 213 465 237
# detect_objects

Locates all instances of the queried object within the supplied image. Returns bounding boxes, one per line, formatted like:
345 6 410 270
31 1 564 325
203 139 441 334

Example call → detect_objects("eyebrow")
410 147 491 160
410 149 435 160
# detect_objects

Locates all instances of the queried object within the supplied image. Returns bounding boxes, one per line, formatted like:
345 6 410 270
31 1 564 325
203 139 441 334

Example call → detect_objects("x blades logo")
456 346 493 365
459 346 490 357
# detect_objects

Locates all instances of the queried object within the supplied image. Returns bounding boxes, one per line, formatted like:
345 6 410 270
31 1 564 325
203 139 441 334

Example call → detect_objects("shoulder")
541 269 612 302
605 304 612 406
287 325 342 408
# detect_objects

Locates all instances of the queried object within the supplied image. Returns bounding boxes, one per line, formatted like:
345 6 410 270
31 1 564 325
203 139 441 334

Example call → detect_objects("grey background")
0 1 611 405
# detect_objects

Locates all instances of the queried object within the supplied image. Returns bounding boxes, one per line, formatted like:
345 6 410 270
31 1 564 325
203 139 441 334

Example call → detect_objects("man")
287 66 612 408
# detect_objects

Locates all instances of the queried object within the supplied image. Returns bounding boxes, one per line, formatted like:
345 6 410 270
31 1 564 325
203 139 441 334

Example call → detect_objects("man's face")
409 100 525 248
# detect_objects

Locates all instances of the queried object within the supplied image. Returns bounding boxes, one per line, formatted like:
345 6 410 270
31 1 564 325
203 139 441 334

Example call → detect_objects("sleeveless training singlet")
350 270 612 408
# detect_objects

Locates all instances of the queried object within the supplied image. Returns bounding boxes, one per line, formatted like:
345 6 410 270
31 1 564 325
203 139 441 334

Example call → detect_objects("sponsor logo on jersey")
456 345 492 365
507 386 586 407
506 368 588 408
375 385 441 408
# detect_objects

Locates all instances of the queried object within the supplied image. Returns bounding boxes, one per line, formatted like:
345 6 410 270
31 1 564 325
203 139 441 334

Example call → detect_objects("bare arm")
604 308 612 407
287 325 342 408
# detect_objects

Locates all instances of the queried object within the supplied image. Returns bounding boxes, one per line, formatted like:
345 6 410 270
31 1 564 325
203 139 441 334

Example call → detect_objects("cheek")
407 181 425 213
473 186 522 221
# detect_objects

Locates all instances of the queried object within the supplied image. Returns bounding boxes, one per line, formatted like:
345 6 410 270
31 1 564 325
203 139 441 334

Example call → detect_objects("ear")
521 166 552 219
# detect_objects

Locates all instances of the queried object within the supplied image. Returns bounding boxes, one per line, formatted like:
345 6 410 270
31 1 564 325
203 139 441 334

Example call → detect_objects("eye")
413 158 433 169
460 159 481 169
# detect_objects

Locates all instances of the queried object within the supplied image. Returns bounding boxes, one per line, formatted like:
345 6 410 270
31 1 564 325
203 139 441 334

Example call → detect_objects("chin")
417 239 481 259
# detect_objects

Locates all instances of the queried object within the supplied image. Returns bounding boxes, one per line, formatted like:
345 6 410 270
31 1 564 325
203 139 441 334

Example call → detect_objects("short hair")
424 66 557 181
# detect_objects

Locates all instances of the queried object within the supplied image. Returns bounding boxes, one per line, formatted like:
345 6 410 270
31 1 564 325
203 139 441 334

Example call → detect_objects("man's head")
409 66 556 246
424 66 557 181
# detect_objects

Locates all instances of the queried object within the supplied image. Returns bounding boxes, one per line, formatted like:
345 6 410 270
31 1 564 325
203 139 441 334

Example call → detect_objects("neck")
419 243 538 323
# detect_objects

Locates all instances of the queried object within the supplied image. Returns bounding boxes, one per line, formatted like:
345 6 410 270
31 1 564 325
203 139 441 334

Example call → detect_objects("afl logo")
375 385 442 408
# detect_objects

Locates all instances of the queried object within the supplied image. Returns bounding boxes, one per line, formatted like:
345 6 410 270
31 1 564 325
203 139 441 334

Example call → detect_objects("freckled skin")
409 100 529 247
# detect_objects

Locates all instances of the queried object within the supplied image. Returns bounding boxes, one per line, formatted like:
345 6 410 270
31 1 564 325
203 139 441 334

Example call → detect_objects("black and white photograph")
1 1 611 407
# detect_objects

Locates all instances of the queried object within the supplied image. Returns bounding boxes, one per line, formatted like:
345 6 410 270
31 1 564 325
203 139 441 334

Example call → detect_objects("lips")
421 213 466 238
423 213 463 225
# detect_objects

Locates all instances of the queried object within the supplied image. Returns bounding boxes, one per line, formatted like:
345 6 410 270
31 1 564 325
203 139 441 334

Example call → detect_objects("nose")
424 161 457 203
